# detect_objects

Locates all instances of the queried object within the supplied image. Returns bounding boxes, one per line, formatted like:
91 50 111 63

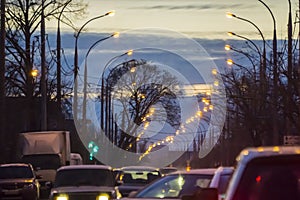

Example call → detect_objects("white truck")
19 131 75 198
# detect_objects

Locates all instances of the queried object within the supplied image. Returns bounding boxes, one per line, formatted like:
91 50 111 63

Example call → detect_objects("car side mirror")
181 188 218 200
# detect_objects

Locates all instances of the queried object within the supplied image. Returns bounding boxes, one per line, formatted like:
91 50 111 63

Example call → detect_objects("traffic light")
88 141 99 161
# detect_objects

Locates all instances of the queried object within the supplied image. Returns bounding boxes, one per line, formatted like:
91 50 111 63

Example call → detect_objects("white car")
49 165 121 200
193 146 300 200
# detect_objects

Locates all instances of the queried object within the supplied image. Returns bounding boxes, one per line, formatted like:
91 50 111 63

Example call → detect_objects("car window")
218 174 232 194
135 174 213 198
54 168 115 187
0 166 34 179
120 170 161 185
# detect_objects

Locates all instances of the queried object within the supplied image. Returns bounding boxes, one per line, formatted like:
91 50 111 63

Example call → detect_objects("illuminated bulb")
227 32 235 36
226 12 236 18
211 68 218 75
107 10 115 16
130 67 136 73
227 59 233 65
225 44 231 51
31 69 38 77
127 49 133 56
113 32 120 38
214 80 219 86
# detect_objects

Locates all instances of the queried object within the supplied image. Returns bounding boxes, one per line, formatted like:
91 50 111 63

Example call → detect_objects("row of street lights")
82 32 120 130
73 10 115 121
226 0 295 144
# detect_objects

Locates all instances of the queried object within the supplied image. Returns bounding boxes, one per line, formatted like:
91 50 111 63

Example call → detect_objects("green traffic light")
88 141 99 161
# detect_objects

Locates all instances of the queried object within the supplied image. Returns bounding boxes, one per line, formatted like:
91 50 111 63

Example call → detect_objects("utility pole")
41 0 47 130
57 0 71 129
0 0 6 162
287 0 292 136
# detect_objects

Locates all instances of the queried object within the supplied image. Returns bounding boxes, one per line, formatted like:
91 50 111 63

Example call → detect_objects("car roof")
57 165 112 171
236 146 300 165
120 166 159 171
0 163 31 167
169 168 217 175
214 166 234 174
160 167 177 170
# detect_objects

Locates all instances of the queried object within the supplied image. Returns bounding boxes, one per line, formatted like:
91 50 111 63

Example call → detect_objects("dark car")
49 164 121 200
115 166 162 197
122 168 217 199
0 163 41 200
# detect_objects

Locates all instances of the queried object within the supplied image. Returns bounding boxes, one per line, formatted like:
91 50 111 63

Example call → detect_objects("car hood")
122 198 178 200
51 186 115 193
0 178 34 184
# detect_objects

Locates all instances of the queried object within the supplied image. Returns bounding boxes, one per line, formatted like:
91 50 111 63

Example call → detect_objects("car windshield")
54 168 115 187
119 170 161 185
232 154 300 200
135 173 213 198
0 166 34 179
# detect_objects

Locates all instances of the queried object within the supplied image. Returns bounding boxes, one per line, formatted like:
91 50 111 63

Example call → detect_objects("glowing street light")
30 69 39 78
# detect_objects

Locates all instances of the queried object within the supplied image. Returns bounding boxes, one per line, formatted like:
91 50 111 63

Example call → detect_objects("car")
0 163 41 200
159 167 178 176
48 164 121 200
115 166 162 197
123 168 217 199
195 146 300 200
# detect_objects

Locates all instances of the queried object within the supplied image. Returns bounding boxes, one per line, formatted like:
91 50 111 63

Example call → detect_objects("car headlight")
54 194 69 200
97 193 110 200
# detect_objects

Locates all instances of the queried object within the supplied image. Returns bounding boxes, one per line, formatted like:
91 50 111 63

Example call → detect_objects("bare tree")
102 59 182 152
4 0 86 130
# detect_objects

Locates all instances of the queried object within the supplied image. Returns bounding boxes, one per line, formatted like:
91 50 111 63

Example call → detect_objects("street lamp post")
227 32 261 80
227 13 266 83
225 44 257 75
0 0 6 162
57 0 72 127
73 11 115 121
41 0 47 130
227 32 262 58
258 0 279 144
100 50 133 135
286 0 293 136
82 32 119 131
